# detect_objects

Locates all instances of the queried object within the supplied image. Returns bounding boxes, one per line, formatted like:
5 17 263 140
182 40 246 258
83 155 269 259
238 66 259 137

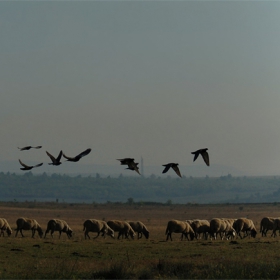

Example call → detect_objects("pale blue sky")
1 1 280 176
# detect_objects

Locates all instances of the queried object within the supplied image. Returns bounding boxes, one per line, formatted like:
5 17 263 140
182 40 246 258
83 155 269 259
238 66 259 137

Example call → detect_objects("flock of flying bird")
17 146 210 177
18 146 92 170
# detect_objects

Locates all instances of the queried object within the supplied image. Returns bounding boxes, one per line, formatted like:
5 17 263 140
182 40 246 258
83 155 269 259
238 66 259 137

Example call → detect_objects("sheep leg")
166 232 172 241
117 232 121 239
84 230 90 239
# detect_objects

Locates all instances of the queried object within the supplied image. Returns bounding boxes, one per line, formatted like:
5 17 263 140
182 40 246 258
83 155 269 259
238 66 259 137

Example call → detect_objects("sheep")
223 218 236 227
165 220 195 241
233 218 257 239
190 219 210 240
128 221 149 239
83 219 114 239
15 217 43 238
44 219 73 239
271 218 280 238
107 220 135 239
0 218 12 237
210 218 236 240
260 217 276 237
221 218 237 239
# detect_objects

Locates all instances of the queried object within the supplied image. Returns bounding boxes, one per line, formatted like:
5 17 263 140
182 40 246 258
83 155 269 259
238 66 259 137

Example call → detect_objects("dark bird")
18 159 43 171
126 162 141 174
162 163 182 178
117 158 141 175
191 148 210 166
63 148 91 162
117 158 135 165
18 146 42 151
46 150 63 166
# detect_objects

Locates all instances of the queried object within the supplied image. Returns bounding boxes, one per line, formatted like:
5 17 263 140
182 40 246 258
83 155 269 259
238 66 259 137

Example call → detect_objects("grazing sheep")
233 218 257 239
221 218 237 239
190 219 210 240
260 217 276 237
271 218 280 238
83 219 114 239
165 220 195 241
15 217 43 238
223 218 236 227
44 219 73 239
128 221 149 239
0 218 12 237
107 220 135 239
210 218 236 240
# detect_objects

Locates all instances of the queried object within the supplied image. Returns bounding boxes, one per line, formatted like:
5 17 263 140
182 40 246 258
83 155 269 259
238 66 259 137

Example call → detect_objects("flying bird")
117 158 141 175
63 148 91 162
162 163 182 178
126 162 141 174
191 148 210 166
18 146 42 151
18 159 43 171
127 161 141 175
46 150 63 166
117 158 135 165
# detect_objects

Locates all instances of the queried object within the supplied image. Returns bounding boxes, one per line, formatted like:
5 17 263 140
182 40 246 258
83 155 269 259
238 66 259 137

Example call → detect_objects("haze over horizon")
1 1 280 177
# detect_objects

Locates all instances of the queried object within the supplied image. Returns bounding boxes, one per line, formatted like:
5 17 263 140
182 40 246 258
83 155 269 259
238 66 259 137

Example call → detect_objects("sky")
1 1 280 176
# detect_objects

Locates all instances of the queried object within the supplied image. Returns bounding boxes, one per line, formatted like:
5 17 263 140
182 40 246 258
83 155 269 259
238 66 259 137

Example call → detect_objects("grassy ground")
0 202 280 278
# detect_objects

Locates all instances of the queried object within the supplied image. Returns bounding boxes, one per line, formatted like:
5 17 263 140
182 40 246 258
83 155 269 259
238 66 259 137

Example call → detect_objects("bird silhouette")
162 163 182 178
63 148 91 162
191 148 210 166
117 158 141 175
127 162 141 175
117 158 135 165
18 159 43 171
18 146 42 151
46 150 63 166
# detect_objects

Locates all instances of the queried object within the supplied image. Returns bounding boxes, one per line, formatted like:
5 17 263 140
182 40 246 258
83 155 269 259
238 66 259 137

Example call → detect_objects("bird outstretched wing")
172 165 182 178
18 159 30 168
201 151 210 166
46 151 56 163
191 151 200 162
57 151 63 161
78 148 91 158
162 164 171 174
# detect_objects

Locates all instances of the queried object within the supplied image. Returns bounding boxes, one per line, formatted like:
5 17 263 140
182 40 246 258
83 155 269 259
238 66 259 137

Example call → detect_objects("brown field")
0 202 280 279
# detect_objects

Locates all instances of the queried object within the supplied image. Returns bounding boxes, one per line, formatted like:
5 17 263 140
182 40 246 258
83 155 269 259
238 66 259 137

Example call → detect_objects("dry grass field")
0 202 280 279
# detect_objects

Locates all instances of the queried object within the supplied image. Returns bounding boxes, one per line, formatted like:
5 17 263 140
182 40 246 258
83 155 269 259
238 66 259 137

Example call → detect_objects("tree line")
0 172 280 204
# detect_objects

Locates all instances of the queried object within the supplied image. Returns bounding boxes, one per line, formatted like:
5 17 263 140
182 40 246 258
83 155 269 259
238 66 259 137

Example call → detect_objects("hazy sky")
1 1 280 176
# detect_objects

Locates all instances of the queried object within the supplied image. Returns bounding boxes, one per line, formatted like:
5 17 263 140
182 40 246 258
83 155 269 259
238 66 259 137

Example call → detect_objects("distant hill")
0 171 279 204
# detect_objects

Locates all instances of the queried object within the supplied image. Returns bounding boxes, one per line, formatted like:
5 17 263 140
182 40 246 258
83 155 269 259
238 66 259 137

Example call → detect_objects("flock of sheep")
166 217 280 241
0 217 150 240
0 216 279 241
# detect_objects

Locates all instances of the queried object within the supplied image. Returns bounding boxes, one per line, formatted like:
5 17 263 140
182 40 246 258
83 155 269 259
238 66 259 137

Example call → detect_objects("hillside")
0 172 280 204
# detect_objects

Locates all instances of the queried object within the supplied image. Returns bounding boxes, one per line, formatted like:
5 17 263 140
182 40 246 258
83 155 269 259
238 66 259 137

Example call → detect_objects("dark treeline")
1 172 280 204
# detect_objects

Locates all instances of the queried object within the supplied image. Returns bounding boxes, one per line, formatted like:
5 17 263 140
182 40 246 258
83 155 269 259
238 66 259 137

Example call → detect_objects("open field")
0 202 280 279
